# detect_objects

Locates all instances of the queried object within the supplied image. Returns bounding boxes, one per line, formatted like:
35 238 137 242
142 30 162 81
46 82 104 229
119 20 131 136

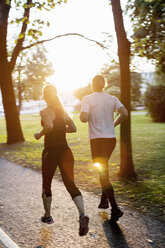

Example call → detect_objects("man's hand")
114 106 128 127
79 112 89 122
34 133 41 140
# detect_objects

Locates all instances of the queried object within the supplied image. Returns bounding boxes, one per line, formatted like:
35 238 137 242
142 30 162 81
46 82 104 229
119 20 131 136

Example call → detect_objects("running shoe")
79 216 89 236
110 208 124 222
98 199 109 209
41 214 54 224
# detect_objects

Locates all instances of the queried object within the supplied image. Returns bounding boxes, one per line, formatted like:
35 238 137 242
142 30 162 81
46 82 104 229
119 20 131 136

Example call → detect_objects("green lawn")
0 113 165 220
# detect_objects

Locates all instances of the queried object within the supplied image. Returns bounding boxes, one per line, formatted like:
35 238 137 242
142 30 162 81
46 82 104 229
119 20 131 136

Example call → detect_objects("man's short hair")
92 75 105 91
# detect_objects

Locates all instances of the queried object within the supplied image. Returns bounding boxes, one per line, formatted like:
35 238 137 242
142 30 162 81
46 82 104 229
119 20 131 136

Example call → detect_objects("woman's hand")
65 114 77 133
34 132 41 140
63 111 70 122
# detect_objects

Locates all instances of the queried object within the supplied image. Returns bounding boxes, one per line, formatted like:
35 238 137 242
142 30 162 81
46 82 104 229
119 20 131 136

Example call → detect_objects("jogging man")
80 75 128 222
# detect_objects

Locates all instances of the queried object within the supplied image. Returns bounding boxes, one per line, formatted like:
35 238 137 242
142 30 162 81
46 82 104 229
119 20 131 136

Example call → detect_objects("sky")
7 0 155 94
44 0 116 91
39 0 155 92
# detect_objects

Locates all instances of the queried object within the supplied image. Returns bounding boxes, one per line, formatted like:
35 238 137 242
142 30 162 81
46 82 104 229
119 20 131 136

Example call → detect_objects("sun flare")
93 162 101 169
43 0 115 92
46 37 110 92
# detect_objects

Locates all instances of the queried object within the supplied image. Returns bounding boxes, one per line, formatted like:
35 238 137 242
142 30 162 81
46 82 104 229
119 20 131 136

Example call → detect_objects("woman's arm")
64 113 77 133
34 109 54 140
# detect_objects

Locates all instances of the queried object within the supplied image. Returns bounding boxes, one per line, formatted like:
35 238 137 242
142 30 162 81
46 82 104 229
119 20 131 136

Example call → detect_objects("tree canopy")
144 84 165 122
102 63 142 105
127 0 165 74
0 0 66 143
13 45 54 112
74 83 92 101
0 0 105 144
74 62 143 109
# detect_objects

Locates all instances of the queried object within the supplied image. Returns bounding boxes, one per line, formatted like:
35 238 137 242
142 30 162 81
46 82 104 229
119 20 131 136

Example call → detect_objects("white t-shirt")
81 92 123 139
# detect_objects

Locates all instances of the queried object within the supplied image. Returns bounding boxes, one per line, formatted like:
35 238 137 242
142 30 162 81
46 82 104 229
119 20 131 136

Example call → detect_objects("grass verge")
0 113 165 220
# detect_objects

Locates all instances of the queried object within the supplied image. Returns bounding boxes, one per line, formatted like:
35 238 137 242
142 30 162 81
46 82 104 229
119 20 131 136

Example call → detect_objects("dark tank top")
42 108 68 149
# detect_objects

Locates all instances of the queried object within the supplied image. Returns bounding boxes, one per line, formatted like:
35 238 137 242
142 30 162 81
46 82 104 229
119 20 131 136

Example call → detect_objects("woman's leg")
59 147 82 203
41 149 57 221
59 147 89 236
42 149 58 196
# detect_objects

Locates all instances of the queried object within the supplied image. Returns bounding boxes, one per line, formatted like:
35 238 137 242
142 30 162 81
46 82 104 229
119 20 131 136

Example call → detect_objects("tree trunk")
111 0 136 178
0 1 24 144
119 45 136 177
0 66 24 144
18 85 23 114
17 63 23 114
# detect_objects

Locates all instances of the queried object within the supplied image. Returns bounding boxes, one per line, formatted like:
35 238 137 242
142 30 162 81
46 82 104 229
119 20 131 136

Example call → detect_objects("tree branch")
21 33 107 51
9 0 32 71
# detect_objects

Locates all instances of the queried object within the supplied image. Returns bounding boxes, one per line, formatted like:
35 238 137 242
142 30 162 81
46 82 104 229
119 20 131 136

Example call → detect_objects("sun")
45 36 110 92
42 0 115 92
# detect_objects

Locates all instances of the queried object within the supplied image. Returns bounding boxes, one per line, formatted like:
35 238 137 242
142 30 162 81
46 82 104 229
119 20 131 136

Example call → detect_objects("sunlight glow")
93 162 101 169
46 36 110 91
44 0 115 92
26 0 154 92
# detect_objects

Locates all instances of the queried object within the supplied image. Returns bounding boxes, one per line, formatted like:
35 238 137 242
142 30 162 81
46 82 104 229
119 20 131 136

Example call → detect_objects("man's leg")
99 159 123 221
90 139 109 208
98 158 118 209
90 138 123 221
98 191 109 209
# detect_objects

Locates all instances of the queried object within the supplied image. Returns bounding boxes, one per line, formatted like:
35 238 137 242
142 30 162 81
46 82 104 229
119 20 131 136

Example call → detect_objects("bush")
144 85 165 122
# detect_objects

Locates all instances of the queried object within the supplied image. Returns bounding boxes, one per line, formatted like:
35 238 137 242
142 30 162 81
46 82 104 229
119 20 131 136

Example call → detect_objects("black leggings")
42 146 81 199
90 138 117 208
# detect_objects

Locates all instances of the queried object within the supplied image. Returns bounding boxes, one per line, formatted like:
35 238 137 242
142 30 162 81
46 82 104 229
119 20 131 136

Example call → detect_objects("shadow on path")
99 212 129 248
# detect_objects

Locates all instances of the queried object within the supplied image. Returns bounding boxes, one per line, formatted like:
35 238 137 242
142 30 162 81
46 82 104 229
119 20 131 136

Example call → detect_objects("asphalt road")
0 157 164 248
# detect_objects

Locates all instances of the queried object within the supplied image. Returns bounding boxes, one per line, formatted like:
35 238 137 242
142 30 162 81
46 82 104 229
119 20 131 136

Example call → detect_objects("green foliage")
8 0 67 46
74 63 142 105
144 85 165 122
5 0 10 6
102 63 142 105
127 0 165 74
18 33 25 40
105 85 120 99
74 83 92 101
153 71 165 85
73 63 143 107
13 45 54 107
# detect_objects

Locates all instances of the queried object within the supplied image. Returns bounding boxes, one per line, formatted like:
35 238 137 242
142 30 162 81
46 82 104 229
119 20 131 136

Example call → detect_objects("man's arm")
114 106 128 127
34 109 54 140
80 96 89 123
79 112 89 123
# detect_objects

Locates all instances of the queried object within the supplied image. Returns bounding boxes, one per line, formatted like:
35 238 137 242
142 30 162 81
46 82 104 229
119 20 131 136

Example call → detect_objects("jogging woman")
34 85 89 236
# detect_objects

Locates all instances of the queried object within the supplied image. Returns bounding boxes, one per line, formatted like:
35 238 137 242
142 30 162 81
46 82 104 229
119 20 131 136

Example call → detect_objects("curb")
0 228 19 248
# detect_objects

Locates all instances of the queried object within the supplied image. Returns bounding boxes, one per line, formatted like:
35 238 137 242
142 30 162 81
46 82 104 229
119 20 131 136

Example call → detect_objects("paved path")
0 158 164 248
